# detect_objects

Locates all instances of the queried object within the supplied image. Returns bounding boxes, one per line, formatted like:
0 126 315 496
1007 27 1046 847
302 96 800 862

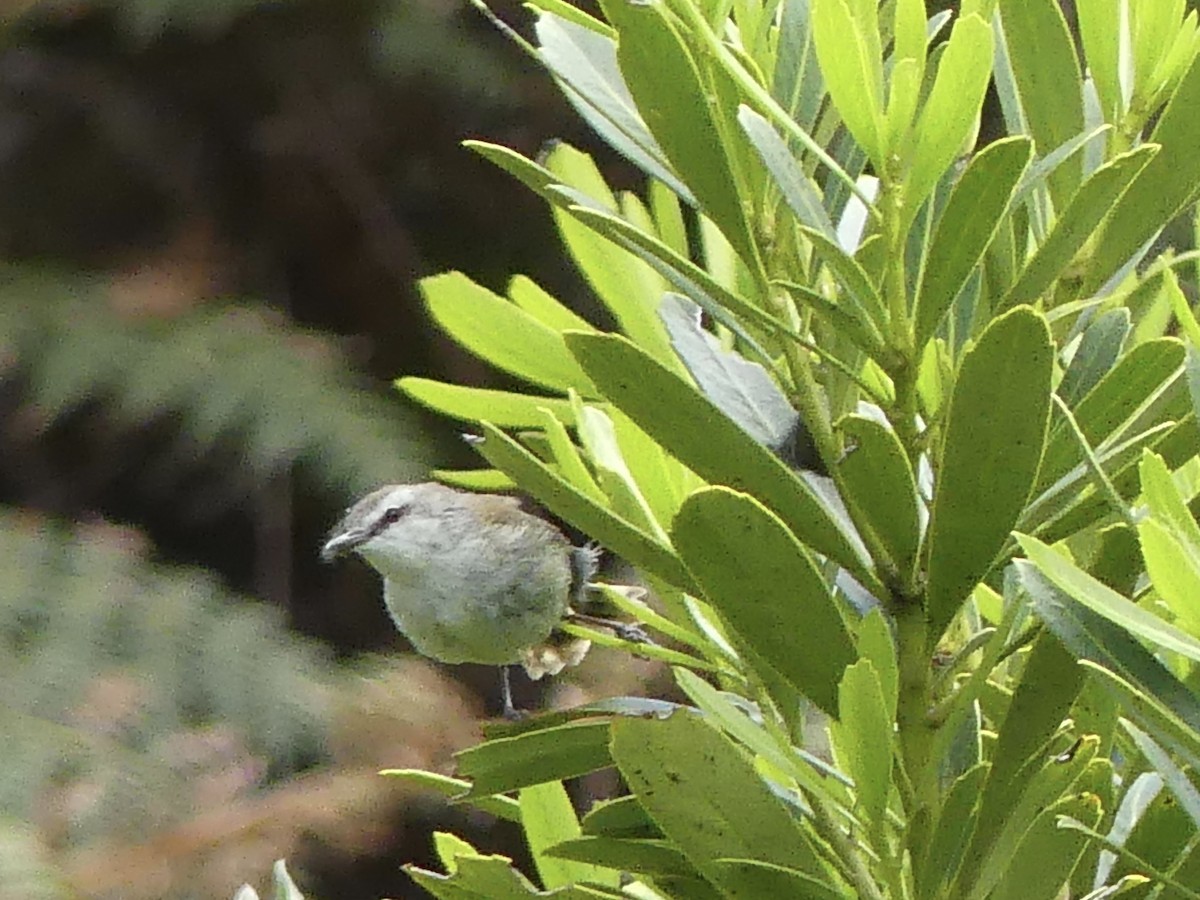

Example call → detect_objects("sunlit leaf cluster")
380 0 1200 897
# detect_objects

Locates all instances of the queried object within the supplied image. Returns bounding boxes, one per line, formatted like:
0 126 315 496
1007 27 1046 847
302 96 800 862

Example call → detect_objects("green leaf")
508 275 597 335
987 792 1102 900
521 782 620 889
887 0 928 154
564 204 777 360
995 0 1085 211
433 468 517 492
856 608 898 722
539 408 607 506
577 404 666 538
1132 1 1191 105
565 333 875 585
380 770 522 822
1122 720 1200 830
835 414 921 575
408 838 603 899
1077 0 1122 121
544 145 672 359
738 106 837 239
1016 560 1200 758
1114 767 1200 893
892 0 928 71
959 632 1087 895
1140 518 1200 638
830 660 892 832
1084 53 1200 295
811 0 885 167
534 12 695 201
917 137 1033 350
528 0 612 36
1002 145 1158 310
708 859 847 900
672 667 849 802
609 711 841 889
398 378 576 428
777 278 889 364
545 837 695 879
672 487 856 716
597 0 758 267
700 678 852 793
1140 448 1200 547
926 307 1054 640
421 272 596 394
958 744 1102 899
1057 308 1131 408
1037 337 1186 490
884 57 922 158
472 422 694 590
1012 126 1109 213
917 763 988 898
455 721 614 798
580 795 658 839
463 142 692 371
801 226 889 340
905 14 994 227
1018 534 1200 664
1029 420 1186 544
649 179 688 255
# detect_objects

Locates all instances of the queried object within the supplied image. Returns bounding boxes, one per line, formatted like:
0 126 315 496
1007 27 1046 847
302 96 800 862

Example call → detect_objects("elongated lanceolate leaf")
672 487 856 716
1084 53 1200 295
836 414 921 575
544 146 675 364
738 105 837 240
659 294 800 452
610 712 842 889
905 14 994 228
420 272 596 394
535 12 695 201
1019 534 1200 664
597 0 758 267
810 0 885 168
916 137 1032 349
520 782 619 889
398 378 576 428
925 307 1053 640
566 332 876 586
455 720 614 798
1015 560 1200 768
1057 308 1130 408
1002 146 1157 311
995 0 1085 211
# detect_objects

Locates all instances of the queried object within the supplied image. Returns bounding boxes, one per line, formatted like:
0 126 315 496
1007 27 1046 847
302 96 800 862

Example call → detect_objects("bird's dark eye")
382 504 409 526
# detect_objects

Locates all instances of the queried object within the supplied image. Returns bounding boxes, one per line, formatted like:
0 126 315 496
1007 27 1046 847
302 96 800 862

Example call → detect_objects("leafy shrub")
371 0 1200 897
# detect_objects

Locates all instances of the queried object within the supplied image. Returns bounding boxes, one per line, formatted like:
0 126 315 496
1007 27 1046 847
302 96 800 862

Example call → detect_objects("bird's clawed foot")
499 666 527 720
566 612 652 645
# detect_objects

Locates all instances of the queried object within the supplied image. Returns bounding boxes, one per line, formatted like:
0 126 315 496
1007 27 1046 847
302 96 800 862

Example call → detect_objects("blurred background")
0 0 662 896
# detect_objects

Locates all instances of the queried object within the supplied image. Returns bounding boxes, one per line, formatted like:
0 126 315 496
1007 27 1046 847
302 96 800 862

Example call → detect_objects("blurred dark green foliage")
0 0 607 896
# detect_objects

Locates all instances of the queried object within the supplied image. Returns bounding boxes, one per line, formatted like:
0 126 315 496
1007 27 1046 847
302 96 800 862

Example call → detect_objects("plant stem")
809 794 887 900
894 598 936 869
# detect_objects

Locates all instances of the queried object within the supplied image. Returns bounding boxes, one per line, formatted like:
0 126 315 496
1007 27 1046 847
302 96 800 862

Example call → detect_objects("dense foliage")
363 0 1200 897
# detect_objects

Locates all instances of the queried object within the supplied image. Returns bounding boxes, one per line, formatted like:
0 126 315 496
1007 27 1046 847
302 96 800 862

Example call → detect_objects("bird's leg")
500 665 524 720
565 611 652 645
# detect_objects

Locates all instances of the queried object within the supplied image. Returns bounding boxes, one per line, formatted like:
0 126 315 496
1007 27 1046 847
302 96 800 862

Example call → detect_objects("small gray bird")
321 482 638 715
